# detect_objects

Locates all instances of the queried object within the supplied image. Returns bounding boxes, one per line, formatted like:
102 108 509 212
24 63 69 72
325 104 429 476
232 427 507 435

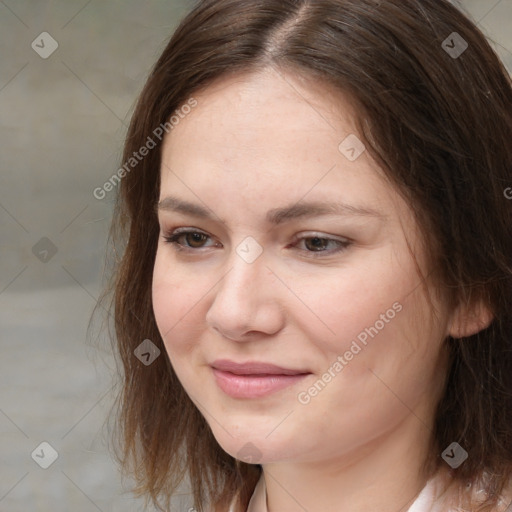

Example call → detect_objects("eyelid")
290 230 352 244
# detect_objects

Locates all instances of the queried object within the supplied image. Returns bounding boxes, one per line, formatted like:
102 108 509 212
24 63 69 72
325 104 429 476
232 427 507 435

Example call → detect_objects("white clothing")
223 470 512 512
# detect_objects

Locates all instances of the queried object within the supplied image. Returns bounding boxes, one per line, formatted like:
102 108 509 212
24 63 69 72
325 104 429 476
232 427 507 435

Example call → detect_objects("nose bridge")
205 237 283 338
218 239 268 305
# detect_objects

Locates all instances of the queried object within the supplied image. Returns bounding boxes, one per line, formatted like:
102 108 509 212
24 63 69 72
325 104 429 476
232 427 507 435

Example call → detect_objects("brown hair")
91 0 512 510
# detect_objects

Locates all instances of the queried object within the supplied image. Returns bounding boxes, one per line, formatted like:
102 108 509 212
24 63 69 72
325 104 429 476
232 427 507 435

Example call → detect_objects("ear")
447 297 494 339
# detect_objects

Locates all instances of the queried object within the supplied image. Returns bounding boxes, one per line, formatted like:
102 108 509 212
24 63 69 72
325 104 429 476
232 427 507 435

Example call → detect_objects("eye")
161 228 352 258
289 233 352 258
162 228 216 250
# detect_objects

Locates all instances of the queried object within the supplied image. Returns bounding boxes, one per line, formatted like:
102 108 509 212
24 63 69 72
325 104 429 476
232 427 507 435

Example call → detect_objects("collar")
245 471 458 512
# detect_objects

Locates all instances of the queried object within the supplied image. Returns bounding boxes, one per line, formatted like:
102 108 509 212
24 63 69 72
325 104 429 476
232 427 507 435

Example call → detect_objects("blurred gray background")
0 1 511 511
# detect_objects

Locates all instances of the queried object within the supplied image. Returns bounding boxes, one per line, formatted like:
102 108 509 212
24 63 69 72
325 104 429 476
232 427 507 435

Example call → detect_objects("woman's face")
152 67 452 466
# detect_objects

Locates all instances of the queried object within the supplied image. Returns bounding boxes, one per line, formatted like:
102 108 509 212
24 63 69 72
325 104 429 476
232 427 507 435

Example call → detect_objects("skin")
151 66 493 512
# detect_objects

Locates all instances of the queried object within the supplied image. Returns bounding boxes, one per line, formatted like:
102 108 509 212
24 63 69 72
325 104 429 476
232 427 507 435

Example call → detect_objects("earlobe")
447 298 494 339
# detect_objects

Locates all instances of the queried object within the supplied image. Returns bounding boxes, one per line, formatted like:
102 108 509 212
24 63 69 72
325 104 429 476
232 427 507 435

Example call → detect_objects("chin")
210 429 293 465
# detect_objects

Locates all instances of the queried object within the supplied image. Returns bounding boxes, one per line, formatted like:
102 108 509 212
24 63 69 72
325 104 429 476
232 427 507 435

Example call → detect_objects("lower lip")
212 368 310 398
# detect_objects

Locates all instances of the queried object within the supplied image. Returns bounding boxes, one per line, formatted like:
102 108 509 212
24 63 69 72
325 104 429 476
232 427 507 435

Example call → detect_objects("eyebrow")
156 195 387 225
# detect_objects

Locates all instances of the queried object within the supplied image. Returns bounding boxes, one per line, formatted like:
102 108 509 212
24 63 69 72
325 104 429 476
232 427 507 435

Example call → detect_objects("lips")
210 359 310 376
210 359 312 399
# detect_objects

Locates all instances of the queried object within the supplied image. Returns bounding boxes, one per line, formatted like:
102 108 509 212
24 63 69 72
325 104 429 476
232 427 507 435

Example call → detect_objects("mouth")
210 359 310 376
210 359 312 398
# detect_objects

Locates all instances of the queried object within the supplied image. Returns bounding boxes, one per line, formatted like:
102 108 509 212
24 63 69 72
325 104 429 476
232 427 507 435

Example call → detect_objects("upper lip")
211 359 311 376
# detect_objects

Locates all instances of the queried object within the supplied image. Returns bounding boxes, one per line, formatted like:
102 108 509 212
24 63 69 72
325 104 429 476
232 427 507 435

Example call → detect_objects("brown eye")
304 237 330 252
184 232 208 248
291 234 352 258
162 229 215 250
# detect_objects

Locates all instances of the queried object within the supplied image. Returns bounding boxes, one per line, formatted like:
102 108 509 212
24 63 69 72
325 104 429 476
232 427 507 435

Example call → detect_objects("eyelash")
161 228 352 258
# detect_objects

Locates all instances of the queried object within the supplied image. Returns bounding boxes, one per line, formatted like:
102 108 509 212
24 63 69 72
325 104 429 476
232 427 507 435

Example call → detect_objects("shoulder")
414 469 512 512
454 471 512 512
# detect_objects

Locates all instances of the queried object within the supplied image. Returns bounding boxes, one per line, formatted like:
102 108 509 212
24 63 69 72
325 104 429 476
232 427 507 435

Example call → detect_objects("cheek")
152 255 175 337
315 288 443 416
297 252 440 401
152 262 210 400
152 252 201 355
292 258 411 358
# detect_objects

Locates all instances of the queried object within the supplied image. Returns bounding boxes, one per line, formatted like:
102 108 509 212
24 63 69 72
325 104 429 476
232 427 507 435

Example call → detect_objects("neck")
261 414 439 512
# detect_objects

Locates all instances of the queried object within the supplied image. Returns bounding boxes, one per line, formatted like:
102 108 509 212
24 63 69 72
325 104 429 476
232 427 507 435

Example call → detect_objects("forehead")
162 68 375 179
164 66 361 157
158 67 411 232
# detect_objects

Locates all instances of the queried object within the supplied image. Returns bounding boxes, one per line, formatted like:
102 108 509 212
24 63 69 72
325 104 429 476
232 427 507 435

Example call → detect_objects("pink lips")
211 359 311 398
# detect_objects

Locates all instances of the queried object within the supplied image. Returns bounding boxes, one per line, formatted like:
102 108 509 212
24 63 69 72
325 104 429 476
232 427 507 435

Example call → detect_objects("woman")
94 0 512 510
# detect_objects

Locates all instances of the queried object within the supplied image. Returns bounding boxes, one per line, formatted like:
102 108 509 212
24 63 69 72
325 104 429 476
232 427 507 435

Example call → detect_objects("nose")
205 245 285 342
